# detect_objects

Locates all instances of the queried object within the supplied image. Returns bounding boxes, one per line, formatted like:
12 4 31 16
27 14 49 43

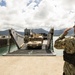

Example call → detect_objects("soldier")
54 25 75 75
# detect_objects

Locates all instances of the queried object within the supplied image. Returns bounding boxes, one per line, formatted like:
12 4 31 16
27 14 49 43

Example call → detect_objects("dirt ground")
0 56 64 75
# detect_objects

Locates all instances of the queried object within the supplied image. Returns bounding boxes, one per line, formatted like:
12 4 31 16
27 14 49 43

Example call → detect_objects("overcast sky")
0 0 75 31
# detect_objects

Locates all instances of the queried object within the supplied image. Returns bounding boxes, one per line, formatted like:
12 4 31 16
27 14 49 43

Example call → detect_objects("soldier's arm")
54 28 72 49
54 33 66 49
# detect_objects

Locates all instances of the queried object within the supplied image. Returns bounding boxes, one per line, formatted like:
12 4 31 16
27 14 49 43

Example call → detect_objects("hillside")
0 28 74 36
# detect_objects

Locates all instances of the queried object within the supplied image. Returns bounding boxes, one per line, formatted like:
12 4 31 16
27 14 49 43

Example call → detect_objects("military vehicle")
26 33 43 49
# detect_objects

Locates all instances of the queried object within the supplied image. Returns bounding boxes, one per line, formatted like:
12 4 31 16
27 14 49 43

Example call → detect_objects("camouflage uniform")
54 33 75 75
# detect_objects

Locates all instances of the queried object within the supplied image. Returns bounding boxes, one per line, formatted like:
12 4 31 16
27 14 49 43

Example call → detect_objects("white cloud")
0 0 75 31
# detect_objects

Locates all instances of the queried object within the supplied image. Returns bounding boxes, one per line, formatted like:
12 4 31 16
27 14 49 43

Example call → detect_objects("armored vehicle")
27 33 43 49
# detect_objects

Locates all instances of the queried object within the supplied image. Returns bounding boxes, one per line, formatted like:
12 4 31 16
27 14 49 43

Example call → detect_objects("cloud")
62 0 75 10
0 0 75 31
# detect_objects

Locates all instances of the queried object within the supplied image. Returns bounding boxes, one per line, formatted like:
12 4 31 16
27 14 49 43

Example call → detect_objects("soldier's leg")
63 72 65 75
63 62 66 75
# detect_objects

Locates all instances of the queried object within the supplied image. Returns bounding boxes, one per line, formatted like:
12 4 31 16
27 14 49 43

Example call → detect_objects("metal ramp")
46 28 54 53
9 29 25 49
6 28 56 56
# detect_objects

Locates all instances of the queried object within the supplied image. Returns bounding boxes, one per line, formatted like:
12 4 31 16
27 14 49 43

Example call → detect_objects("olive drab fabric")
54 33 75 75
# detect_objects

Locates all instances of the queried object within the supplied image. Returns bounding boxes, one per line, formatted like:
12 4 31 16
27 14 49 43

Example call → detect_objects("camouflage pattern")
54 33 75 75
